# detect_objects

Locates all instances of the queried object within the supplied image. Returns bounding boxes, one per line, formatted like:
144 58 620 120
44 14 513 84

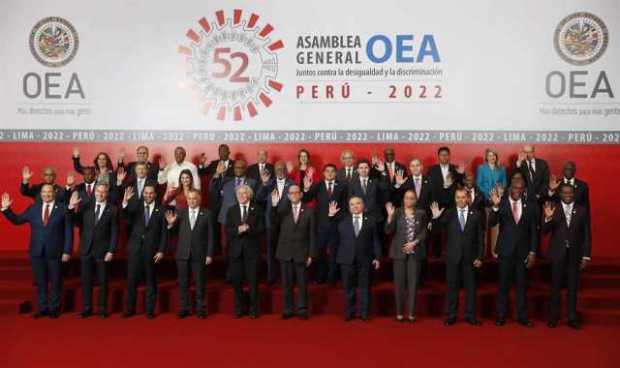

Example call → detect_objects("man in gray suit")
165 189 214 319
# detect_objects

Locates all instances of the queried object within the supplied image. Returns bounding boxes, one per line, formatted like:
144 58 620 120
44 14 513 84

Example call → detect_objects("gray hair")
235 184 254 199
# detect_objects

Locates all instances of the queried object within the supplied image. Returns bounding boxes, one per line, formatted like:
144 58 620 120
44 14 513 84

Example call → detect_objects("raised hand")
260 170 271 184
68 191 82 209
66 172 75 187
306 257 312 268
116 167 127 184
1 192 13 210
394 170 407 186
543 201 556 219
303 174 313 189
159 155 167 169
495 183 505 198
473 259 482 268
517 150 526 164
104 252 114 262
549 175 561 192
22 166 33 182
372 259 380 270
215 161 226 176
118 149 125 163
430 201 444 219
490 187 501 207
385 202 395 218
165 210 177 225
328 201 340 217
285 161 294 175
401 241 415 254
123 186 135 204
443 174 453 188
205 256 213 265
270 188 279 206
199 153 208 166
153 252 164 264
375 158 386 172
456 162 467 175
72 147 80 158
306 166 315 179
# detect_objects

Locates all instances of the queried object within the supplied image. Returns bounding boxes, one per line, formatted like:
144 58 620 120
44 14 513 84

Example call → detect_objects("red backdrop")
0 142 616 257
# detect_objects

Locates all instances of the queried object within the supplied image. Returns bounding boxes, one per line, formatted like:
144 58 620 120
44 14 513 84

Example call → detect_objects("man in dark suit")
348 160 388 222
117 145 159 182
371 147 406 188
1 185 72 318
331 196 381 321
225 184 264 318
336 149 357 187
67 184 118 318
246 149 275 182
198 143 235 178
303 164 348 284
20 166 69 203
488 180 538 327
121 183 167 319
431 188 484 326
271 185 316 319
514 144 550 201
256 161 295 284
542 184 591 329
426 146 465 257
70 166 98 211
165 189 214 319
392 159 433 210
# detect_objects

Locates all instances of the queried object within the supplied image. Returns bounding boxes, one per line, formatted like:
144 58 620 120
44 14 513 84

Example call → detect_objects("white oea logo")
554 12 608 66
29 17 79 68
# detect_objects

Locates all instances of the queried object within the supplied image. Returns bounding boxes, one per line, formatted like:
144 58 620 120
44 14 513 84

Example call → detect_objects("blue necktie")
459 209 466 231
144 205 150 225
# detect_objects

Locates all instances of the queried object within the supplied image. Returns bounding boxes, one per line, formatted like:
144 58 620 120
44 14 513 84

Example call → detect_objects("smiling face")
180 172 192 188
186 190 201 209
136 146 149 163
219 145 230 160
96 154 108 170
438 149 450 165
563 161 576 179
323 166 336 181
274 161 287 178
349 196 364 215
523 145 535 161
298 150 309 165
287 185 302 204
174 147 186 163
40 184 55 203
409 159 422 176
341 150 354 167
384 148 395 162
486 150 497 166
142 185 156 204
357 162 370 178
403 190 418 209
94 184 109 203
510 180 524 201
455 189 468 209
135 163 147 179
560 184 575 205
235 186 251 205
42 168 56 184
233 160 247 177
257 149 268 164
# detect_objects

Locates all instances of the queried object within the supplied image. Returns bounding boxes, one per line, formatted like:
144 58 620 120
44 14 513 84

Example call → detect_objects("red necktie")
327 182 333 197
87 184 93 197
43 204 50 226
512 201 520 223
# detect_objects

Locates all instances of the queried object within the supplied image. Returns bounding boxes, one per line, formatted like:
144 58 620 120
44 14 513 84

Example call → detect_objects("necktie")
512 201 520 223
353 216 361 236
241 205 247 222
362 178 367 194
235 177 242 187
144 204 150 225
95 204 101 224
527 160 535 181
138 179 144 198
190 210 197 230
43 204 50 226
346 168 351 180
459 209 466 231
415 177 421 199
87 184 93 197
293 205 300 223
327 182 333 197
565 206 572 227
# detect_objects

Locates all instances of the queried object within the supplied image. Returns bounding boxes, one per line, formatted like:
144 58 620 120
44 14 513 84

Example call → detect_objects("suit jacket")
123 199 167 256
210 175 258 224
246 163 275 183
225 201 265 260
335 213 381 265
384 208 428 260
272 202 317 262
336 167 358 188
118 160 159 182
20 182 68 203
427 164 464 209
71 202 118 259
255 177 295 229
170 207 215 261
303 180 348 230
488 197 538 259
199 159 235 177
434 207 484 264
514 158 550 200
391 175 433 213
347 175 388 221
542 203 590 261
2 202 73 259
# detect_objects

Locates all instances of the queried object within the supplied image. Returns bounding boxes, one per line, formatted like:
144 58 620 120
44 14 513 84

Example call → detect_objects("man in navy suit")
303 164 348 284
431 188 484 326
68 183 118 318
1 184 72 318
256 161 294 284
330 196 381 321
488 180 538 327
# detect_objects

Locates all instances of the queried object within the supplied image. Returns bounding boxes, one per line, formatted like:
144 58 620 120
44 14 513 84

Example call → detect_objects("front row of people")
1 175 590 329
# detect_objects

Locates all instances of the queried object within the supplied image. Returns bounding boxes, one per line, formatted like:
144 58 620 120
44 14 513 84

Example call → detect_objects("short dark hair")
437 146 450 155
559 183 575 193
323 163 337 171
357 159 370 168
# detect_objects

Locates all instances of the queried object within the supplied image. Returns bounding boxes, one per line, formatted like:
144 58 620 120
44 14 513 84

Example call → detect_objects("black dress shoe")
444 317 456 326
49 310 60 319
99 311 109 319
465 318 481 326
121 312 135 319
547 320 558 328
33 310 49 319
281 312 293 320
495 318 506 326
517 319 533 328
78 311 93 319
197 311 207 319
146 313 155 320
177 311 190 319
567 320 581 330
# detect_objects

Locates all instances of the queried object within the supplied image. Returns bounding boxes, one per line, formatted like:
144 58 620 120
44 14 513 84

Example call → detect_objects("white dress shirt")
158 160 200 190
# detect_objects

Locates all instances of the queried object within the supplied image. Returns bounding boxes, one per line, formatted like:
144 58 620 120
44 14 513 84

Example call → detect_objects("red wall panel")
0 142 616 257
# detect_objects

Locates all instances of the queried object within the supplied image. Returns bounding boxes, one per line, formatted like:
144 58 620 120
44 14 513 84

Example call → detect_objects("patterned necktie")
459 209 466 231
353 216 361 236
43 204 50 226
415 177 421 199
87 184 93 197
95 204 101 224
565 206 572 227
512 201 520 223
362 178 367 194
293 205 300 223
327 182 333 197
235 177 242 187
144 204 150 225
